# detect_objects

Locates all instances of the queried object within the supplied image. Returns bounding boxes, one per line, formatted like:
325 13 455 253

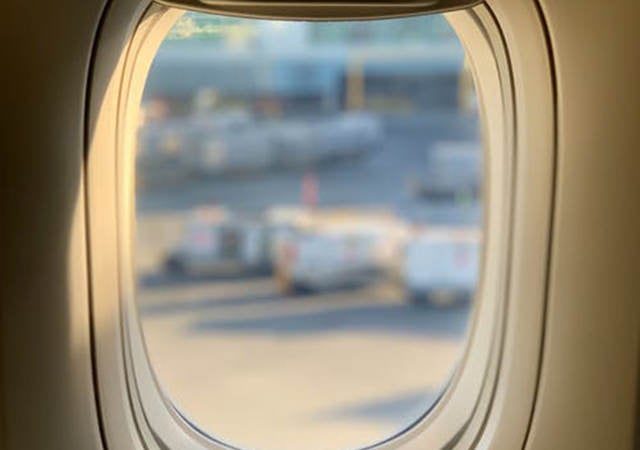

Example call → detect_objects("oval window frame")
84 1 556 449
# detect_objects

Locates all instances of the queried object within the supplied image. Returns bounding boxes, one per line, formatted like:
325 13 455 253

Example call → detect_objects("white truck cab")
273 209 406 293
404 227 481 306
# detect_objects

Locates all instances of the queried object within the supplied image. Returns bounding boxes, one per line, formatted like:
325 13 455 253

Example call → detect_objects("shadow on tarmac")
187 301 470 339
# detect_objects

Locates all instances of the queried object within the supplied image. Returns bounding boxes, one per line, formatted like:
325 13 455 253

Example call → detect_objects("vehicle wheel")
290 283 313 296
408 290 430 307
164 254 186 275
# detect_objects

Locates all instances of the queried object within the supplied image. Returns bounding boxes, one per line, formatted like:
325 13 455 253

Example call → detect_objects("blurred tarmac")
138 274 470 450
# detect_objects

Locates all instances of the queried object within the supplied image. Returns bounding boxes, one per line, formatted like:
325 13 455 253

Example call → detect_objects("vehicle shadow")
138 292 280 316
139 270 270 288
187 301 470 339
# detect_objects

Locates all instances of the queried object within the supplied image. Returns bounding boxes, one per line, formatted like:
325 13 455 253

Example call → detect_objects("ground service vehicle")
404 228 481 307
164 208 272 275
273 210 405 293
410 141 481 201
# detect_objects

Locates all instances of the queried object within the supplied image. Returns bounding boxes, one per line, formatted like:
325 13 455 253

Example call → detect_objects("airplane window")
135 11 482 450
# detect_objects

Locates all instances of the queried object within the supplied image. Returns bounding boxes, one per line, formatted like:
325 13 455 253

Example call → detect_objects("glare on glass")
135 11 482 450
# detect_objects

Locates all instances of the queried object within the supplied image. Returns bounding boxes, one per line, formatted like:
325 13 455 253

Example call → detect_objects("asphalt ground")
138 275 471 450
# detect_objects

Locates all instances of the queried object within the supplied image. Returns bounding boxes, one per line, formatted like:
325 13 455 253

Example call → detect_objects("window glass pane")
136 11 482 450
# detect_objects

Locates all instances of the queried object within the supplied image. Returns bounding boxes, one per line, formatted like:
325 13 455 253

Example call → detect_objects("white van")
410 141 481 201
403 228 481 306
273 210 406 293
274 231 381 293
